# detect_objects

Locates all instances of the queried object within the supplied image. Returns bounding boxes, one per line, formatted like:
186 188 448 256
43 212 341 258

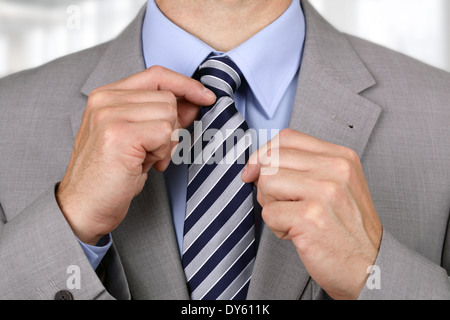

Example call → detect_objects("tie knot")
195 56 243 99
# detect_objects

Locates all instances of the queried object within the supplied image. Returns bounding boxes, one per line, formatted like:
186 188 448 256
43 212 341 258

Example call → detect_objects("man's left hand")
242 129 383 300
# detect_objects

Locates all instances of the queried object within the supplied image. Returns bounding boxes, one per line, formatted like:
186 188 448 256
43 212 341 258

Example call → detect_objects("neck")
155 0 292 52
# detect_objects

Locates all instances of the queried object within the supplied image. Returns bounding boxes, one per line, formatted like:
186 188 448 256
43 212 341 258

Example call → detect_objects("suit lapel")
70 7 189 299
112 168 189 299
288 0 382 159
70 5 147 137
248 0 382 300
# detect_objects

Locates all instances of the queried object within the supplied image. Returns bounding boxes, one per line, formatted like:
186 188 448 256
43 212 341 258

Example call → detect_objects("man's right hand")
56 66 216 245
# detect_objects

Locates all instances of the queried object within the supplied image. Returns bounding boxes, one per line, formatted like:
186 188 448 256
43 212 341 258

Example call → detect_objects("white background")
0 0 449 78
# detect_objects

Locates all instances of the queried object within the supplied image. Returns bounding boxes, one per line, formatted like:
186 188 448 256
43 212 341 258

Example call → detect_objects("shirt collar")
142 0 305 119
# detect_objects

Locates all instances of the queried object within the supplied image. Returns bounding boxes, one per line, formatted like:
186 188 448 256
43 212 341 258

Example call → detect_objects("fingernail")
241 165 247 180
204 88 216 100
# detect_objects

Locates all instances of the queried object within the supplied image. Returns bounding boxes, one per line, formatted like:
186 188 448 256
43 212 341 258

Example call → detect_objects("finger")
176 98 201 129
243 129 358 183
122 120 175 167
241 139 273 184
89 94 200 130
261 201 303 241
78 90 176 147
268 129 347 156
262 148 349 179
90 103 179 129
142 141 178 173
87 89 178 110
153 139 180 172
256 168 316 207
244 148 326 184
261 200 340 245
99 65 216 106
270 148 327 172
244 130 320 179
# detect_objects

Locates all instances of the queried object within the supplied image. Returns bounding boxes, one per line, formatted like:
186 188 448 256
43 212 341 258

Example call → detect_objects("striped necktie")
182 56 256 300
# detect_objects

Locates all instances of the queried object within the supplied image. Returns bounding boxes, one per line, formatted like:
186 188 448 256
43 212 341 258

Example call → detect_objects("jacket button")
54 290 73 300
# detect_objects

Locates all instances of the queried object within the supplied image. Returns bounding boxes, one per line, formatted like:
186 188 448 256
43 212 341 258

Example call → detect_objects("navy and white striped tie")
182 56 256 300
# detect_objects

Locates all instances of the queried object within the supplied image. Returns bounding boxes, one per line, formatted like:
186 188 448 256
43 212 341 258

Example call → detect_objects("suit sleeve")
442 216 450 278
358 229 450 300
0 184 130 300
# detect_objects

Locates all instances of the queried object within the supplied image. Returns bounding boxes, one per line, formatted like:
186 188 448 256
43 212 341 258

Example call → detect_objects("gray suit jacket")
1 0 449 300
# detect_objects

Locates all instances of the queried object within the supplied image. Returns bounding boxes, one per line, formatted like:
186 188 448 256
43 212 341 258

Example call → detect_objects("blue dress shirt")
79 0 305 267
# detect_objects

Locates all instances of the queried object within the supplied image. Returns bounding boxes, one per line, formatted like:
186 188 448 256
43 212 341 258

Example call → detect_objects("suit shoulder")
345 33 450 88
0 42 109 98
0 41 111 131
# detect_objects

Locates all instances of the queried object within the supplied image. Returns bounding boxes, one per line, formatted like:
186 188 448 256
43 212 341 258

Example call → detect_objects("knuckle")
89 86 103 97
306 199 322 212
100 121 125 146
160 90 177 106
320 180 341 201
162 102 177 122
159 120 173 138
279 128 296 138
90 106 112 127
146 65 166 87
303 200 326 229
256 190 265 207
334 157 354 181
340 146 359 163
148 65 165 76
295 236 313 257
257 173 271 189
87 88 108 108
261 201 277 224
261 208 271 226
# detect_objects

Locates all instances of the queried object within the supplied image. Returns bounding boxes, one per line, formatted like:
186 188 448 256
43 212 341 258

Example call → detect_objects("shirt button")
54 290 73 300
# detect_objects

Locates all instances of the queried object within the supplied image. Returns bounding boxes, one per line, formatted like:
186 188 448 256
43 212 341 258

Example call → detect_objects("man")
0 0 449 300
